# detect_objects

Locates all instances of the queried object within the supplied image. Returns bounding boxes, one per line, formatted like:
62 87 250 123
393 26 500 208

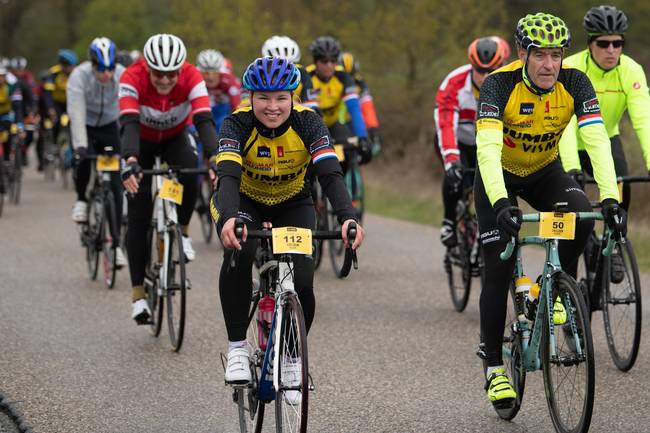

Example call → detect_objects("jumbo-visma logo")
502 128 563 153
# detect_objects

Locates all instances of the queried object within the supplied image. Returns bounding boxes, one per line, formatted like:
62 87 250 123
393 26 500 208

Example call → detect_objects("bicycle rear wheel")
235 287 264 433
101 192 118 289
145 224 163 337
275 292 309 433
445 217 472 312
166 224 187 352
602 239 642 371
542 272 594 433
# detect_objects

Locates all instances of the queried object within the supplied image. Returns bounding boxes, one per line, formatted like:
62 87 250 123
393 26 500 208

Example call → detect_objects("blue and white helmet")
143 34 186 72
88 37 117 71
242 57 301 92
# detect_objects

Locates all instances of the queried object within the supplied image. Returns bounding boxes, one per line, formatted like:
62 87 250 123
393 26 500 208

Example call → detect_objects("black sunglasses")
595 39 624 49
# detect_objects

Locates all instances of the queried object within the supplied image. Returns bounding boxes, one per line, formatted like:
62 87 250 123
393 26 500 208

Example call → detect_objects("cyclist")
42 49 77 123
434 36 509 247
67 37 127 268
306 36 371 164
0 65 24 188
116 50 133 67
261 35 319 110
559 5 650 212
9 56 36 163
196 49 241 133
474 13 626 409
339 51 381 155
213 57 364 393
120 34 219 324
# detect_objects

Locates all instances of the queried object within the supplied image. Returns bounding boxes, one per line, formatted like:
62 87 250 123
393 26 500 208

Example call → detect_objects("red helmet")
467 36 509 72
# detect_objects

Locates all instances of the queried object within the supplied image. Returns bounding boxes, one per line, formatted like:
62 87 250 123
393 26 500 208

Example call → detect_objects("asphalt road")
1 166 649 433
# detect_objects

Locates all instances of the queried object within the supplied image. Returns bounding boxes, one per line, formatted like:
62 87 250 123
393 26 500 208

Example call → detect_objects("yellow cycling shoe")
486 368 516 409
553 296 567 325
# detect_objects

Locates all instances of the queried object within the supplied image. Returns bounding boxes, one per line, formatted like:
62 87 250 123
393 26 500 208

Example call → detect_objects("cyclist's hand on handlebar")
221 217 245 250
601 198 627 240
494 198 522 238
121 157 142 194
445 160 463 188
342 219 364 250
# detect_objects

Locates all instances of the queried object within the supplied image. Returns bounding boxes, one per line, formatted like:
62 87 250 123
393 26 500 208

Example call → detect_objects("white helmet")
143 34 186 72
196 49 225 72
261 36 301 63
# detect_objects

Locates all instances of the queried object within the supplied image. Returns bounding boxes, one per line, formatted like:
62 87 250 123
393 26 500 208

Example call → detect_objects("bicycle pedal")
308 373 315 392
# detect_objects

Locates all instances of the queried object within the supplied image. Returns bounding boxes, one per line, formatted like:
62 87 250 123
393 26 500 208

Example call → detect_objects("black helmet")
584 5 628 35
309 36 341 60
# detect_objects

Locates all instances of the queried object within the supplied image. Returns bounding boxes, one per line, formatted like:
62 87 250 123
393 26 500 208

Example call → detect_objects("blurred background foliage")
1 0 649 167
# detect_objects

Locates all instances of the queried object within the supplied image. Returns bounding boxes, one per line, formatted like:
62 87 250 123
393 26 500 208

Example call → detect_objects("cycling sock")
486 365 505 380
228 340 247 352
132 285 146 302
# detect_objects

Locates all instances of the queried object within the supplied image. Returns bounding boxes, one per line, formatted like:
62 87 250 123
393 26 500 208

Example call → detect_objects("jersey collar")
254 114 292 139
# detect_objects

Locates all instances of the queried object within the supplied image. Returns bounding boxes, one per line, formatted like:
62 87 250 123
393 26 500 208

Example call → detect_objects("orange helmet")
467 36 509 72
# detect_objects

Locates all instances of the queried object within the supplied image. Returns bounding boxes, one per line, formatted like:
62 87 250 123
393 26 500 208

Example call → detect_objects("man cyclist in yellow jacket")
474 12 626 409
559 5 650 212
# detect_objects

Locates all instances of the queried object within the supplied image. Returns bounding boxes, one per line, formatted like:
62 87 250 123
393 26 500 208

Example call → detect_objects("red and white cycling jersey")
206 71 241 111
119 59 211 142
434 64 479 166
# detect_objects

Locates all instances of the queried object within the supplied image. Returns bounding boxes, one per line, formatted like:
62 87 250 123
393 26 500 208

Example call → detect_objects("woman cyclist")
212 57 364 397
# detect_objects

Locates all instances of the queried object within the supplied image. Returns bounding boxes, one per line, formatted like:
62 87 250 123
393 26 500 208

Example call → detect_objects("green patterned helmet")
515 13 571 50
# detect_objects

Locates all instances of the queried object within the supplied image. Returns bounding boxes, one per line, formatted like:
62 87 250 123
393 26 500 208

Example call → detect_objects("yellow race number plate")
272 227 312 255
159 178 183 205
334 144 345 162
539 212 576 240
96 155 120 172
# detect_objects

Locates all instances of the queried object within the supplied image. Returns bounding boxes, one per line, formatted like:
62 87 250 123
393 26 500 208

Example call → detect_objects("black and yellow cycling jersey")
43 64 69 105
214 104 355 223
0 84 13 115
476 59 619 205
306 64 358 127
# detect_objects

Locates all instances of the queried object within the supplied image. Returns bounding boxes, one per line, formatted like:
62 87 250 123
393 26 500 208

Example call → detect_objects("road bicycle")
578 175 646 371
195 169 215 244
1 124 24 206
443 168 482 312
79 148 122 289
227 219 357 433
479 203 615 433
142 157 206 352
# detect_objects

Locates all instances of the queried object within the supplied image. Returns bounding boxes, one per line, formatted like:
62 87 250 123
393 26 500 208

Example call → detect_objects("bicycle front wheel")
166 224 187 352
326 200 347 278
275 293 309 433
144 224 163 337
198 178 214 244
101 192 118 289
542 272 594 433
86 197 102 280
602 239 642 371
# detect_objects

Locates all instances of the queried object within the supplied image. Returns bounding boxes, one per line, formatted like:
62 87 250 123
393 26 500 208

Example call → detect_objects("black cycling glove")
445 160 463 188
121 161 142 182
493 197 522 238
601 198 627 240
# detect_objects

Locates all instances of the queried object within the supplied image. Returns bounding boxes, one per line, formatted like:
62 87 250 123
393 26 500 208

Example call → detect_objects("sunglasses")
316 58 338 65
93 65 116 73
150 70 179 79
594 39 624 49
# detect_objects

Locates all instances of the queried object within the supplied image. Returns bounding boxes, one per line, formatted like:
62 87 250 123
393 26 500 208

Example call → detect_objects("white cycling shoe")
71 200 88 223
182 236 195 262
225 347 251 384
115 247 127 268
282 358 303 405
131 299 151 325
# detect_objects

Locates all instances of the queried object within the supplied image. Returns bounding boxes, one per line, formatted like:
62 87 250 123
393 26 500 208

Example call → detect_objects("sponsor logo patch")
479 103 500 118
118 85 138 98
583 98 600 113
257 146 271 158
277 146 284 157
519 103 534 115
218 138 240 153
309 135 331 153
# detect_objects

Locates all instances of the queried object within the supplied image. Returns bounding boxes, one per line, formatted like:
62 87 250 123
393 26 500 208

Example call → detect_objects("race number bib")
539 212 576 240
95 155 120 172
159 178 183 205
272 227 312 255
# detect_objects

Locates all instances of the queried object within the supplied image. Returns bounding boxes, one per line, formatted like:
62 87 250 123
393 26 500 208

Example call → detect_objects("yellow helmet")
339 51 359 74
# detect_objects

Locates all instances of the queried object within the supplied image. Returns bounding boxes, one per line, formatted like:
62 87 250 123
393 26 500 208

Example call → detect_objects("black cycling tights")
475 160 594 366
126 132 198 287
442 143 476 221
217 194 316 342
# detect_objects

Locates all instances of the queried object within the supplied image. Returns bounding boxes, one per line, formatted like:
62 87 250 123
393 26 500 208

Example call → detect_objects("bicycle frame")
501 212 615 372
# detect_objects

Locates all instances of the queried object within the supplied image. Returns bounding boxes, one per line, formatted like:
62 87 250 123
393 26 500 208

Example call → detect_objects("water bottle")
525 282 540 322
514 276 533 321
257 295 275 350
